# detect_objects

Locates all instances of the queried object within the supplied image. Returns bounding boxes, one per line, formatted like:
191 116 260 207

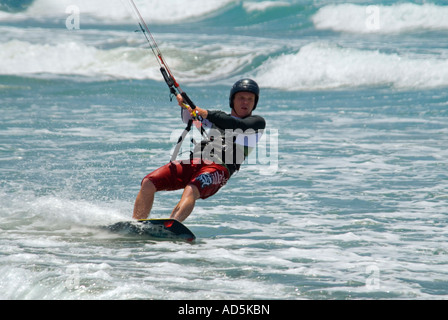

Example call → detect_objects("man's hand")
176 94 208 119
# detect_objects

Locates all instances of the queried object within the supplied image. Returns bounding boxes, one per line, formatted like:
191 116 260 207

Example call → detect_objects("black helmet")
229 78 260 110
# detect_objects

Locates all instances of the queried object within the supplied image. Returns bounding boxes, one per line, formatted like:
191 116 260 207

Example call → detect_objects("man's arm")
206 110 266 131
176 94 265 131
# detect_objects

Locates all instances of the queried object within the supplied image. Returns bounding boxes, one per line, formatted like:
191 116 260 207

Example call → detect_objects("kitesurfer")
133 79 266 222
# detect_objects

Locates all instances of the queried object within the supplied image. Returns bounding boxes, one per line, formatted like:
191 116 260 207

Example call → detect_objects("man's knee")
186 183 201 200
141 178 156 192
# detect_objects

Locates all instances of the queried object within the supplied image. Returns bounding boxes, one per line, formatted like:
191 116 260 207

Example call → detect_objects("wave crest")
0 0 236 24
255 42 448 90
313 3 448 34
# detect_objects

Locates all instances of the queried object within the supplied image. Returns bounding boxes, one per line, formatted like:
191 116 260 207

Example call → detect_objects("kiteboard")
106 219 196 242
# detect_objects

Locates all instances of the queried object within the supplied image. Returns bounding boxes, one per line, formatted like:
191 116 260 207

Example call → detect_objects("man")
133 79 266 222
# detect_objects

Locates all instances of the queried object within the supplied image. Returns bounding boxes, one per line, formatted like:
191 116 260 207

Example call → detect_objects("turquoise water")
1 0 448 299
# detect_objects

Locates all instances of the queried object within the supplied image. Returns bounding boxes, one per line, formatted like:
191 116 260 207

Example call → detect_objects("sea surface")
1 0 448 300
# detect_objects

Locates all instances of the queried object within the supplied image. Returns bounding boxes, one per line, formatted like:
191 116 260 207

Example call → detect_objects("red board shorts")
142 159 230 199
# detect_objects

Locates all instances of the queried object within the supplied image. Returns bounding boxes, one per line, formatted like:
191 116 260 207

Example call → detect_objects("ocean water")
1 0 448 300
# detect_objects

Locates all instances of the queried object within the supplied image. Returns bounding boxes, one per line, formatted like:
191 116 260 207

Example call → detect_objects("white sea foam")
0 0 234 24
255 42 448 90
0 38 164 80
0 190 127 228
6 36 448 90
243 1 290 13
0 30 274 83
313 3 448 34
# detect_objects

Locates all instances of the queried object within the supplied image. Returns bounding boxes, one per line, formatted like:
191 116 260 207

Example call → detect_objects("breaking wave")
313 3 448 34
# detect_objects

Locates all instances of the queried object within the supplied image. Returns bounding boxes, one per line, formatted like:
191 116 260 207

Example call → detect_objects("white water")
0 0 235 24
2 0 448 300
255 42 448 90
313 3 448 34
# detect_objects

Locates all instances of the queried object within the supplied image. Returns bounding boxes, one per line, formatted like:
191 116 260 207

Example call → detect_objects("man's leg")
133 178 156 219
170 184 200 222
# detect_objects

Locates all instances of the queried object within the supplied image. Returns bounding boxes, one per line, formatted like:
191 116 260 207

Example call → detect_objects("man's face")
231 91 256 118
